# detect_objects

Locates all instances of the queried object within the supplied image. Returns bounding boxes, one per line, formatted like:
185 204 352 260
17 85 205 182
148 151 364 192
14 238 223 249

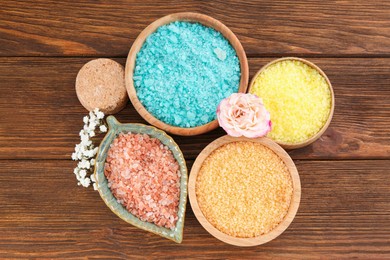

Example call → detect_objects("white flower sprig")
72 108 107 189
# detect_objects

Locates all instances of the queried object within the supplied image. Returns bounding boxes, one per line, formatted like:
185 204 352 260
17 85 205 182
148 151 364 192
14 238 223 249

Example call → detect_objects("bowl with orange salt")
94 116 188 243
188 135 301 246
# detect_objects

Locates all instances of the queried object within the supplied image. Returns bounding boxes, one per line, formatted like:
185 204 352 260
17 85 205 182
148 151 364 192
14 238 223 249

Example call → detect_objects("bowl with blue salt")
125 12 249 136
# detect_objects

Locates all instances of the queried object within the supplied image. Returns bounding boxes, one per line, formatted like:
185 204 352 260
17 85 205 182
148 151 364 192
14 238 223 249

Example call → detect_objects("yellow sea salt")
250 59 332 144
196 141 293 238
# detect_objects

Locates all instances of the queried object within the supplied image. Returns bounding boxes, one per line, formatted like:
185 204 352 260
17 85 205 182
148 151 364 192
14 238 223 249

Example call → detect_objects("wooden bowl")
125 12 249 136
94 116 188 243
188 135 301 246
248 57 335 149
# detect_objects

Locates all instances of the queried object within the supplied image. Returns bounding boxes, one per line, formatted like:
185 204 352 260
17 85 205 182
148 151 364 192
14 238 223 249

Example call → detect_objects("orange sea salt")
196 141 293 238
104 132 181 229
250 59 332 144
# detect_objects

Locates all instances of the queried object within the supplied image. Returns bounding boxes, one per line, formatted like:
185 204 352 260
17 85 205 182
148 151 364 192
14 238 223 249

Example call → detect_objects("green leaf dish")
94 115 188 243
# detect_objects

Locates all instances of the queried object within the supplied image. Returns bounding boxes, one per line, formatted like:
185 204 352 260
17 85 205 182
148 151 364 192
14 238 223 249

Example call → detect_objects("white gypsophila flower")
84 177 91 187
99 125 107 132
72 109 105 189
80 140 91 149
80 177 91 187
86 126 94 134
78 159 90 169
83 149 95 158
79 144 87 154
77 161 84 169
80 133 89 144
71 152 77 160
84 140 92 147
79 169 87 178
84 160 91 169
96 111 104 119
89 121 97 129
74 171 81 181
89 112 96 123
88 127 96 135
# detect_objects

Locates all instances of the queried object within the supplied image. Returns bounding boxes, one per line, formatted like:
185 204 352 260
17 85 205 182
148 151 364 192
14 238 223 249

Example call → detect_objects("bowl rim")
94 115 188 243
188 135 301 246
125 12 249 136
248 57 335 149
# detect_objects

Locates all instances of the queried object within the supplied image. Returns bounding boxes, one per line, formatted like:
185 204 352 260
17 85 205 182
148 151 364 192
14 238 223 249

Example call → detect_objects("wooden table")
1 1 389 258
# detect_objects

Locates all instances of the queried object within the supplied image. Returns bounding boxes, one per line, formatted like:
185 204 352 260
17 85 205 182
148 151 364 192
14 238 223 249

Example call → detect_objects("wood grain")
0 160 389 258
0 57 389 160
1 1 390 57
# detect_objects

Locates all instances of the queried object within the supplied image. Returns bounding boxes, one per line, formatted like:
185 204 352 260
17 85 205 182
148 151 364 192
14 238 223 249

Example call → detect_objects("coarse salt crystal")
214 48 226 61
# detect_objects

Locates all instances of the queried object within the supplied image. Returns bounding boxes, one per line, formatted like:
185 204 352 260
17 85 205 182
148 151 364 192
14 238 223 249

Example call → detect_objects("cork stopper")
76 58 128 114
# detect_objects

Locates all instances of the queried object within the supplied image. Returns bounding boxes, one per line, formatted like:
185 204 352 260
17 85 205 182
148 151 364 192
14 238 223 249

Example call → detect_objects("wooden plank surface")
1 1 390 57
0 160 389 259
1 0 390 258
0 57 389 160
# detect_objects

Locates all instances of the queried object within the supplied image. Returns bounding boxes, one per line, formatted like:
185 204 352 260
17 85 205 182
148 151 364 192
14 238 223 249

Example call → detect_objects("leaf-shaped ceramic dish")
94 115 188 243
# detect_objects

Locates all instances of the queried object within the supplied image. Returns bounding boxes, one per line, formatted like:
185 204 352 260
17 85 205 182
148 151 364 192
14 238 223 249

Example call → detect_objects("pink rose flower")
217 93 271 138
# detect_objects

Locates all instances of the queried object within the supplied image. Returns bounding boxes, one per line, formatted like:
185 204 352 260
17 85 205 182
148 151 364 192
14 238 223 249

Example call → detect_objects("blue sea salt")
133 21 241 128
214 48 227 61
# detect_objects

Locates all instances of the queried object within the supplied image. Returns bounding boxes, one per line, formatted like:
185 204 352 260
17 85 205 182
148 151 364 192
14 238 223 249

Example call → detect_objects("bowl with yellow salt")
248 57 335 149
188 135 301 246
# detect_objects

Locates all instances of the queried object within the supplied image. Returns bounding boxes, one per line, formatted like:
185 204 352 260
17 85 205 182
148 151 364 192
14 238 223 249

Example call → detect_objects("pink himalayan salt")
104 132 181 229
